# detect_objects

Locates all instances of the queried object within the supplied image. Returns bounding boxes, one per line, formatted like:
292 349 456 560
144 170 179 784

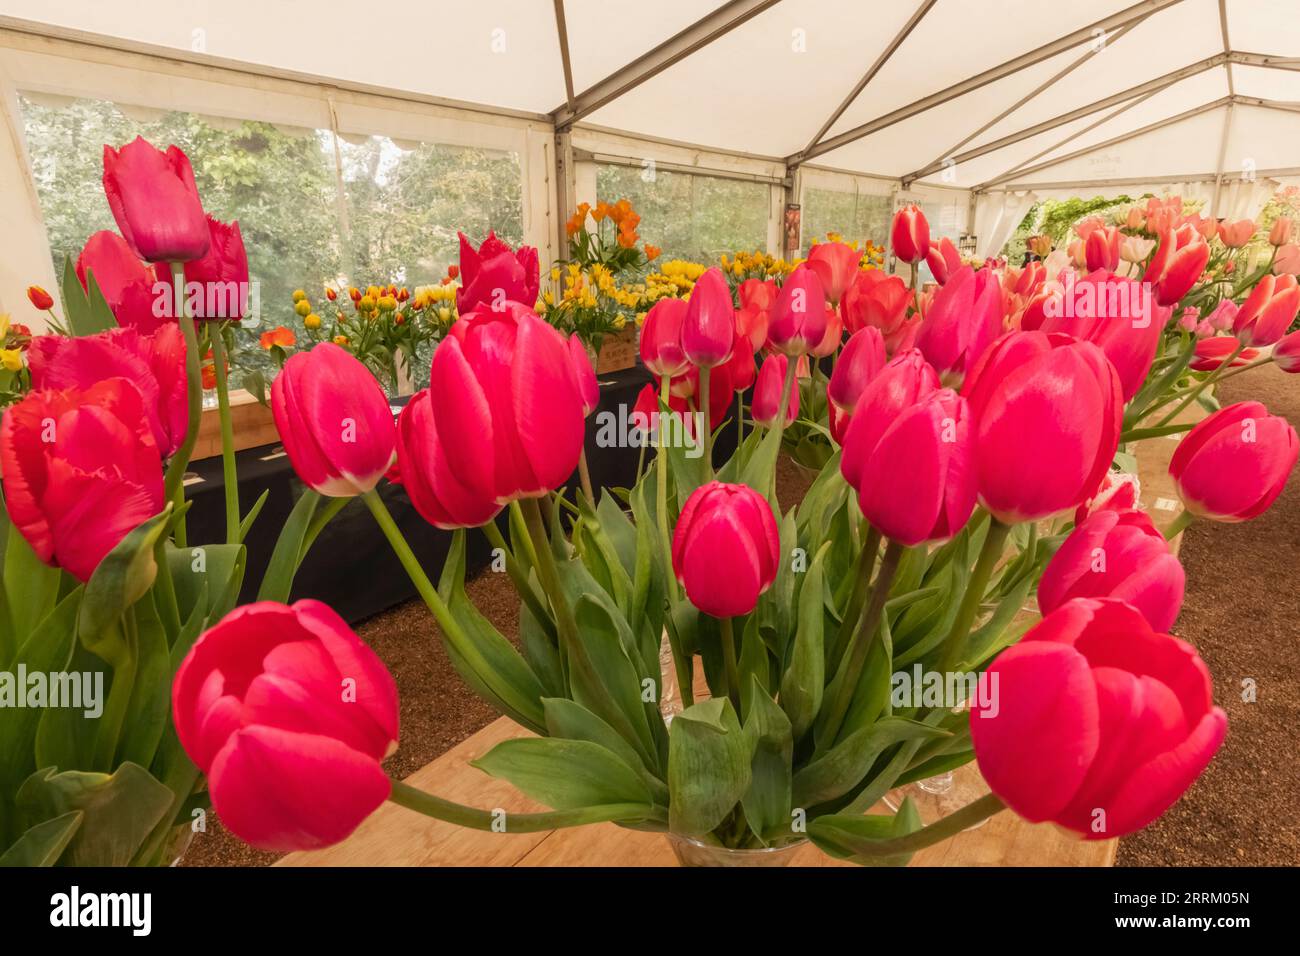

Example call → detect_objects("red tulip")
827 326 886 414
667 360 735 436
1217 219 1254 248
807 240 860 305
271 342 397 497
914 265 1003 383
767 264 828 356
751 354 798 427
1190 336 1259 372
1084 226 1122 273
723 331 757 392
639 297 689 378
1039 509 1184 632
1143 224 1209 306
75 231 165 333
1036 270 1165 401
970 598 1226 839
924 237 962 285
1232 274 1300 347
1274 329 1300 372
671 481 779 618
840 269 912 346
0 378 164 581
1170 401 1298 522
681 267 735 368
454 231 539 314
177 216 250 320
735 278 776 351
1074 470 1140 525
962 331 1121 523
27 325 188 457
808 302 843 359
26 285 54 311
103 137 210 263
1014 261 1046 298
846 388 975 546
446 304 586 501
891 205 930 264
567 333 599 416
839 348 940 491
172 600 398 852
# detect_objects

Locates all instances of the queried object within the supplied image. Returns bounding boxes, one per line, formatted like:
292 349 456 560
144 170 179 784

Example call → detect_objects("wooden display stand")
192 389 279 461
595 326 638 373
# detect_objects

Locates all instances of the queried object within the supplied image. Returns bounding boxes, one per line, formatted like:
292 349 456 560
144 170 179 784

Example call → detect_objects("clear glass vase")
666 833 808 867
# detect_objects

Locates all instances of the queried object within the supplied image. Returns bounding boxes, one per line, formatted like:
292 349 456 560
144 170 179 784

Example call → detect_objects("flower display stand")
193 388 278 461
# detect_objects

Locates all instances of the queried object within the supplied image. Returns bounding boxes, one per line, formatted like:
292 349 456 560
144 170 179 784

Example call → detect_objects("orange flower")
592 201 609 223
26 285 53 310
260 325 296 349
325 287 338 301
645 244 661 261
617 229 637 250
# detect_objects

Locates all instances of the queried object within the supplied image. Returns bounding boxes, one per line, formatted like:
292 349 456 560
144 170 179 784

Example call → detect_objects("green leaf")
117 599 171 768
256 488 320 602
741 681 793 846
542 697 669 804
794 717 948 808
807 797 925 866
668 697 751 836
77 506 172 660
60 256 118 336
239 489 271 542
2 509 61 651
471 738 653 811
167 542 244 623
780 542 828 740
0 811 83 866
15 763 174 866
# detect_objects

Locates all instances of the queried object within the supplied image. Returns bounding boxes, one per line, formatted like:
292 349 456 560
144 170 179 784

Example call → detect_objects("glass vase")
666 833 808 867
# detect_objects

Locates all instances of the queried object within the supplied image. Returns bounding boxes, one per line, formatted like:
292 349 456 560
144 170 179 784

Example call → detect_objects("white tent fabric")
1 0 1297 318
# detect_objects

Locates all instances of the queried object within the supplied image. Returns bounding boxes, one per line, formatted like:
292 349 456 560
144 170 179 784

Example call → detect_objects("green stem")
718 616 741 713
152 535 181 637
933 520 1011 681
1154 341 1243 427
93 615 138 771
482 518 557 644
655 376 678 602
1120 422 1197 443
209 326 239 544
829 523 881 667
387 780 659 832
735 392 745 470
163 262 202 549
1163 509 1195 541
699 365 713 476
577 447 596 506
819 539 905 749
519 497 581 676
845 793 1006 859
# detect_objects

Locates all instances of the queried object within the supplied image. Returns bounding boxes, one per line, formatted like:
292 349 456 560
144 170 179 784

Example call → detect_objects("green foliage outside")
1001 194 1138 264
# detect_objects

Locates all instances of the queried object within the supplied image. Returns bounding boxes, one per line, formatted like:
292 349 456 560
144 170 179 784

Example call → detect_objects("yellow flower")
0 313 9 340
613 314 627 330
304 313 321 329
378 295 397 312
333 335 349 346
291 289 307 303
359 295 375 311
1 348 22 372
550 266 561 282
438 307 452 323
366 285 381 300
543 291 555 305
294 299 312 317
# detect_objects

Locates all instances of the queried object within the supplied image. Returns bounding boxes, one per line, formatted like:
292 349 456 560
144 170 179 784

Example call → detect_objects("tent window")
595 163 768 262
801 187 891 256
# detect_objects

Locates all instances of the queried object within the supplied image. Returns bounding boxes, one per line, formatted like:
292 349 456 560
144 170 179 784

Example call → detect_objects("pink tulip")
891 205 930 264
1205 298 1238 331
172 600 398 852
829 401 851 446
1084 226 1122 273
1268 216 1293 246
809 303 844 359
447 304 586 502
454 231 539 314
735 278 777 351
1170 401 1298 522
914 265 1003 383
671 481 779 618
681 267 735 368
962 331 1121 523
1039 509 1184 632
27 325 188 457
271 342 397 497
1233 274 1300 346
846 388 975 546
75 230 165 333
1074 470 1140 525
1013 261 1046 298
1125 206 1146 231
767 263 828 356
103 137 209 263
807 240 860 305
0 378 164 581
924 237 962 285
1217 219 1255 248
970 598 1226 839
565 334 599 416
827 326 886 414
1274 329 1300 372
639 297 690 378
724 331 757 392
1144 224 1209 305
662 362 735 438
840 349 940 491
1190 336 1259 372
840 269 912 345
177 216 250 320
1273 243 1300 276
1036 270 1165 401
751 354 798 427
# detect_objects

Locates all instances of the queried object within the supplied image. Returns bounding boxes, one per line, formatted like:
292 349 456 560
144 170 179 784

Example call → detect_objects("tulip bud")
1039 509 1184 632
807 241 860 305
455 231 539 314
1084 226 1122 273
735 279 776 350
681 267 735 368
924 237 962 285
671 481 779 618
1217 219 1255 248
271 342 397 497
172 600 398 852
1269 216 1293 247
891 205 931 264
103 137 210 262
840 348 940 491
1144 225 1209 306
751 354 798 427
26 285 54 311
1205 298 1238 331
827 326 886 414
767 263 828 356
962 331 1121 523
1170 400 1298 522
180 216 250 319
971 598 1225 839
1190 336 1259 372
639 298 689 378
1074 470 1140 525
1274 329 1300 372
1233 273 1300 346
846 388 976 546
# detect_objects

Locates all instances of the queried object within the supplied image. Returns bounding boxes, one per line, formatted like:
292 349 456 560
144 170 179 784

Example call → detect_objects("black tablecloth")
185 363 744 624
